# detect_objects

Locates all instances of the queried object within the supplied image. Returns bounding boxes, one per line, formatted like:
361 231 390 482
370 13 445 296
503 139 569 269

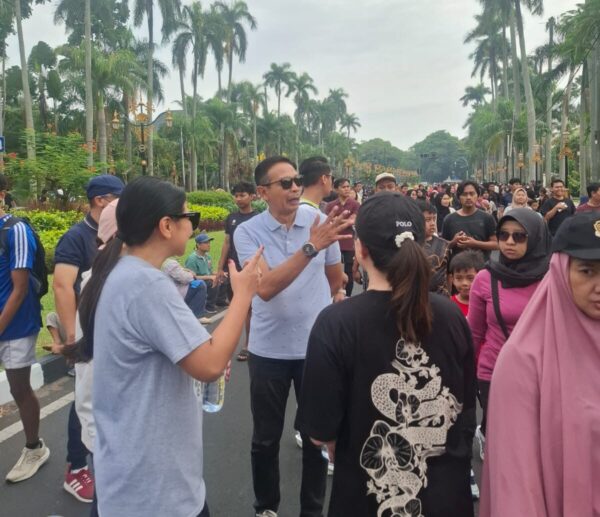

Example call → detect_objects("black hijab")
487 208 551 288
434 191 451 233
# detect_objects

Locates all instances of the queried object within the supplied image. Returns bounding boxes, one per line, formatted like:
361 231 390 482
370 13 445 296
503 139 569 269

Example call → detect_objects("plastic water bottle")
202 375 225 413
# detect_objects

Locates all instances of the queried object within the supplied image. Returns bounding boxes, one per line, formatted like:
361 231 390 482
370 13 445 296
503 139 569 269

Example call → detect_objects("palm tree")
213 1 256 102
465 15 505 107
28 41 56 130
340 113 361 141
234 81 265 165
84 0 93 166
326 88 349 127
544 16 555 179
46 69 62 134
14 0 36 160
172 1 208 190
263 62 294 153
287 72 317 166
514 0 544 181
133 0 181 175
460 84 491 108
204 6 226 93
58 44 143 172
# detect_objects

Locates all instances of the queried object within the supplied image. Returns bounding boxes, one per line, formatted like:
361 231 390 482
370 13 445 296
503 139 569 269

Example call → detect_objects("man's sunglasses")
497 230 528 244
169 211 200 230
261 176 303 190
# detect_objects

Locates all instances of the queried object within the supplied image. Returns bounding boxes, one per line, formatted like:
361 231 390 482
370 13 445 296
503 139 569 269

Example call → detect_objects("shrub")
187 191 236 213
251 199 267 213
187 203 229 231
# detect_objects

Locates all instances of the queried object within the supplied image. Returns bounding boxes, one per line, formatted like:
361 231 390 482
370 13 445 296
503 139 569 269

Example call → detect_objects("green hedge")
187 191 236 213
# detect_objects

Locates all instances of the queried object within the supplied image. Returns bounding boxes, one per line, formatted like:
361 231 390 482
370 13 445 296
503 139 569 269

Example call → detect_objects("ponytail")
76 237 124 361
369 239 433 343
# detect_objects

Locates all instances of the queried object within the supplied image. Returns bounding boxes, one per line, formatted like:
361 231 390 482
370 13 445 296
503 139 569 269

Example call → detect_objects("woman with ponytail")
81 177 262 517
297 192 477 517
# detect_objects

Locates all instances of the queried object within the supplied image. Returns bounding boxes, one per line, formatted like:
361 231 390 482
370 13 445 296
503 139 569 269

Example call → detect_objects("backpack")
0 216 49 299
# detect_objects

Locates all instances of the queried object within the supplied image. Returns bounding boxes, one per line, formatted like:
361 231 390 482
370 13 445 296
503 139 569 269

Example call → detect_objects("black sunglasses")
498 230 528 244
261 176 303 190
169 211 200 230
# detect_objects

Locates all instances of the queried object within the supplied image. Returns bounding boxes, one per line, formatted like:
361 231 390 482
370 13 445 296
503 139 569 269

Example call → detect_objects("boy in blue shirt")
0 174 48 483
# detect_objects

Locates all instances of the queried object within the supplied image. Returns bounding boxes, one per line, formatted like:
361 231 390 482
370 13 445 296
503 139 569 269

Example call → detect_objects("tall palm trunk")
590 39 600 182
514 0 536 183
253 113 258 166
84 0 93 167
509 8 521 116
191 62 199 191
545 21 554 182
501 23 510 99
558 69 576 182
178 68 189 190
579 62 589 194
0 54 5 169
15 0 35 161
146 8 154 176
97 93 107 173
226 45 233 102
276 86 282 154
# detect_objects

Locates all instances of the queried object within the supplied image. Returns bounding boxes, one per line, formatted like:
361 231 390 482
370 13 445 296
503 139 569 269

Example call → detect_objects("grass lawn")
35 230 225 358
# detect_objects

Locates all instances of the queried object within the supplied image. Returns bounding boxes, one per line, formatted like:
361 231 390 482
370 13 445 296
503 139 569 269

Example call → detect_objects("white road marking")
0 392 74 444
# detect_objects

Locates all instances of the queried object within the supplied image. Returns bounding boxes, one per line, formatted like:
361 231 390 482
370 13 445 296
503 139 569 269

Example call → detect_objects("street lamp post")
533 144 542 186
112 102 173 176
517 152 524 182
558 131 573 191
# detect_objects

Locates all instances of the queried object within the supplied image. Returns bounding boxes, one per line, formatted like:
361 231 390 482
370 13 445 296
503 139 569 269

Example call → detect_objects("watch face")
303 243 317 257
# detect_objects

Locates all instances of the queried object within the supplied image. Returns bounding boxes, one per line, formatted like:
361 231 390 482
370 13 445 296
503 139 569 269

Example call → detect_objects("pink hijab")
480 252 600 516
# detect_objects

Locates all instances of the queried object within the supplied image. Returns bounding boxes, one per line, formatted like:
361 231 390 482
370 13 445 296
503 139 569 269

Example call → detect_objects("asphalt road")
0 314 482 517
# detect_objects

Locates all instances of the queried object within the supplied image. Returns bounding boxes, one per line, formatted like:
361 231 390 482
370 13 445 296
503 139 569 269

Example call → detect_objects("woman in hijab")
434 190 455 234
503 187 532 215
467 208 551 461
480 212 600 517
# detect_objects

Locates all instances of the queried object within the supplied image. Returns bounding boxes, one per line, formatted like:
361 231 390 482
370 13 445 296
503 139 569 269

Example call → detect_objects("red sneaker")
63 465 94 503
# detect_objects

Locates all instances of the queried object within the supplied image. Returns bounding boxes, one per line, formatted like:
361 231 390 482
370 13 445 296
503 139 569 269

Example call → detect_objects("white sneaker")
199 317 212 325
470 469 480 500
5 439 50 483
294 431 303 448
475 425 485 461
256 511 277 517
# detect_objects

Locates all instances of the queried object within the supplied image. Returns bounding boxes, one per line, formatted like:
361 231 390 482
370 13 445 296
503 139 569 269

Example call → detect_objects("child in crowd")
448 249 485 501
185 232 223 314
448 250 486 316
418 201 451 295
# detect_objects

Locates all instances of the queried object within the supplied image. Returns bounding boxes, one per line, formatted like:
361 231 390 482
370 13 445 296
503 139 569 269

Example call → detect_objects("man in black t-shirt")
441 181 497 260
216 181 257 360
541 178 576 236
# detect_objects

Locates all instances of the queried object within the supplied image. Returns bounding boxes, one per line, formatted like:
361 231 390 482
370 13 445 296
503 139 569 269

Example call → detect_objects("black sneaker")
216 301 229 307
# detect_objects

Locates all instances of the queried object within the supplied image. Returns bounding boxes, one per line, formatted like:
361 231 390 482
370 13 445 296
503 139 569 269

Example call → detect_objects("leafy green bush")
12 209 83 233
187 191 236 213
251 199 267 213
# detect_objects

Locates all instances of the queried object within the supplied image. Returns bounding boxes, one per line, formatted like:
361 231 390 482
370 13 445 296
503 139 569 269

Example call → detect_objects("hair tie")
395 231 414 249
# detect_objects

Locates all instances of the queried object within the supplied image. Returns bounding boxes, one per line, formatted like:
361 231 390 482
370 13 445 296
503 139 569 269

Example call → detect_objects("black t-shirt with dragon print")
297 291 477 517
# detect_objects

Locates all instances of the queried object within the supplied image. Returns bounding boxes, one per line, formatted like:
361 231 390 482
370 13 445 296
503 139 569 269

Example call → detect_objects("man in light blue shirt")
235 156 352 517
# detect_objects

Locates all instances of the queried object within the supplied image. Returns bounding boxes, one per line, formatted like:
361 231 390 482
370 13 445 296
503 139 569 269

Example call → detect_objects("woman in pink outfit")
480 212 600 517
467 208 551 459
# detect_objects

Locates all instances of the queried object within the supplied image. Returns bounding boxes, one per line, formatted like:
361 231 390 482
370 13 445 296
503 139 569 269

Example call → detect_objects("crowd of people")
0 156 598 517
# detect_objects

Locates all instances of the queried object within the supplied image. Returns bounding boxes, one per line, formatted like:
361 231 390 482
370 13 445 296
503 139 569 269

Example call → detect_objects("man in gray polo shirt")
235 156 351 517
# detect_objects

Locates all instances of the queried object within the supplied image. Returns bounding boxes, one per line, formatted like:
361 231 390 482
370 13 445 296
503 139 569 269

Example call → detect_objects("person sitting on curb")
162 259 211 324
185 232 225 314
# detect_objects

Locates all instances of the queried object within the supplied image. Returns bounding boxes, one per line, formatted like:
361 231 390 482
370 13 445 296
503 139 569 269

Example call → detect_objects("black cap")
356 192 425 252
552 212 600 260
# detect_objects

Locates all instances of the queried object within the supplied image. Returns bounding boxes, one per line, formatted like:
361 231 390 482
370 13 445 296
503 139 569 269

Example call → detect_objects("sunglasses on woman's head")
168 211 200 230
498 230 528 244
261 176 303 190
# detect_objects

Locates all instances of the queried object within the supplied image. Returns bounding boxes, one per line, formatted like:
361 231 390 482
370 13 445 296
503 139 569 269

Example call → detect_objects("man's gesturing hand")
309 206 355 252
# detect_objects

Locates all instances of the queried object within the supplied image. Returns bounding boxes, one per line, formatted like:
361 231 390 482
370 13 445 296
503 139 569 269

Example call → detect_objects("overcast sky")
5 0 579 150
